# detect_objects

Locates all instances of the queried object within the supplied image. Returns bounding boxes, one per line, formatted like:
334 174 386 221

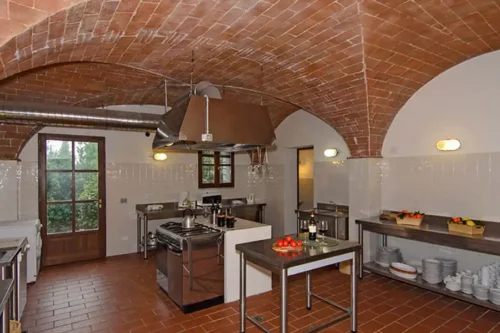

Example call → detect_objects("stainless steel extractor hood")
153 93 276 152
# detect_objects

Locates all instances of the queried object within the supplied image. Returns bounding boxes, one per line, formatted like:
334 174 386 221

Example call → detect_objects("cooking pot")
182 209 196 228
147 232 157 247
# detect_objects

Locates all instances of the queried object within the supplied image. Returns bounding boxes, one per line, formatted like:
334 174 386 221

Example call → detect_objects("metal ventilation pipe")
0 101 160 131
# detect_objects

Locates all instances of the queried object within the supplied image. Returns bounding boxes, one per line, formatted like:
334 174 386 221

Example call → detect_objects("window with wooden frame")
198 151 234 188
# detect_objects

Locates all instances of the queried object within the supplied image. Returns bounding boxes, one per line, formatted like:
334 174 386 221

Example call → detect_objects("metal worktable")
295 203 349 240
0 279 13 333
355 215 500 312
136 201 266 259
236 238 360 333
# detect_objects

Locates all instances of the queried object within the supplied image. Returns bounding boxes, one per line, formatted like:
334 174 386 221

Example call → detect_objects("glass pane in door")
47 203 73 234
75 142 98 170
46 140 72 170
47 173 72 201
75 173 98 200
76 202 99 231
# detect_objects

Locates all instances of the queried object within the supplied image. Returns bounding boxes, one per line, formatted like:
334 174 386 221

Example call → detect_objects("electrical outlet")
120 198 127 203
121 236 128 241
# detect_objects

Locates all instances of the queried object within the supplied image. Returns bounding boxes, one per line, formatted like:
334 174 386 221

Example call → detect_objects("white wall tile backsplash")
0 161 19 221
381 152 500 270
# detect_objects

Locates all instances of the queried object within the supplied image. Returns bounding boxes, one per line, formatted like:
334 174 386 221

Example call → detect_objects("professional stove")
156 221 224 313
156 221 220 250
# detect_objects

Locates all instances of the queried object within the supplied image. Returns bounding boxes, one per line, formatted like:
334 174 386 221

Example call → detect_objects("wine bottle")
308 212 317 241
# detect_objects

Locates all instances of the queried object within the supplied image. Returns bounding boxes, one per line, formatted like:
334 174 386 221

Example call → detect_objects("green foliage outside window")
46 141 99 234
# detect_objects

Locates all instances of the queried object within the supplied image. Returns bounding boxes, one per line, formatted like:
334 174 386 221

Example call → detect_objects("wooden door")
39 134 106 267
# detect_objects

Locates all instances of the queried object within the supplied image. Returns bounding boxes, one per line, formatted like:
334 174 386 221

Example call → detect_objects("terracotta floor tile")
396 313 423 328
443 317 473 332
20 253 500 333
379 322 407 333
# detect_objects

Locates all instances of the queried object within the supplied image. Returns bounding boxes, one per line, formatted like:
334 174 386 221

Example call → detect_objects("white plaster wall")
8 104 264 257
381 51 500 271
267 110 350 236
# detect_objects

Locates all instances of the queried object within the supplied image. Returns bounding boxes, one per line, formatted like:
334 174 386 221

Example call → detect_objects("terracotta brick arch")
0 0 500 158
0 60 298 159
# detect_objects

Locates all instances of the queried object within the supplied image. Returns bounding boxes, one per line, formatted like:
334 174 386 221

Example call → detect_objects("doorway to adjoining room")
297 147 314 211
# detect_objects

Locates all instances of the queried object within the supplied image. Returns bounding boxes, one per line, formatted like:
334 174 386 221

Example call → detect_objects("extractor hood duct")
153 82 276 152
0 100 160 131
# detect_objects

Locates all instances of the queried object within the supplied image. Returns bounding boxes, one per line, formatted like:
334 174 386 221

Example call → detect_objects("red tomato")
277 240 284 247
285 235 292 242
290 241 297 247
283 240 289 247
296 240 303 246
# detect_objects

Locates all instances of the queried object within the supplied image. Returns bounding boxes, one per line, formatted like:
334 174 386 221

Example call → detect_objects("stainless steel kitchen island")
236 238 360 333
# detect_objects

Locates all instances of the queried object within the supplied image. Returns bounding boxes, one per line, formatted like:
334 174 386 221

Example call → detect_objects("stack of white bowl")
375 247 403 268
472 283 489 300
422 259 443 284
435 257 457 278
490 286 500 305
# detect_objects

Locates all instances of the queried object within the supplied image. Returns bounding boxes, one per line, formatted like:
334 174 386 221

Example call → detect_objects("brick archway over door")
0 0 500 158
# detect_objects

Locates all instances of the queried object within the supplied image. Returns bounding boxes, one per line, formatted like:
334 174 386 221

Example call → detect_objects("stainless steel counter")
135 201 266 259
236 237 360 332
0 279 13 333
295 203 349 240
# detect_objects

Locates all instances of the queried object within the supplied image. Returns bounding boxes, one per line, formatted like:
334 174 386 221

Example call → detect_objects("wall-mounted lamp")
436 139 461 151
324 149 338 157
153 152 168 161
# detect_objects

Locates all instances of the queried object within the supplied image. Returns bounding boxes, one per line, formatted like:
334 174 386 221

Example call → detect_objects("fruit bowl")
272 236 304 253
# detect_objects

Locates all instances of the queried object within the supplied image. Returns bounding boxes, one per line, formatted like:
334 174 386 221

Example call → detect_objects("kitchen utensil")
375 247 403 267
147 232 157 247
182 209 196 228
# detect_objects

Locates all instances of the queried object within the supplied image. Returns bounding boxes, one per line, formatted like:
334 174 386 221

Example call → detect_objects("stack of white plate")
435 257 457 277
422 259 443 284
490 288 500 305
375 247 403 267
472 284 489 301
389 262 417 280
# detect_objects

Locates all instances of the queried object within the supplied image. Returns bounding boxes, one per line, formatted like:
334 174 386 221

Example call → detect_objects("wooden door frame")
296 146 314 210
38 133 106 267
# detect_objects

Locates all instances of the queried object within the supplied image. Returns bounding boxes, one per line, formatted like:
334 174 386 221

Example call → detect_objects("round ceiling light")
324 149 338 157
153 153 168 161
436 139 460 151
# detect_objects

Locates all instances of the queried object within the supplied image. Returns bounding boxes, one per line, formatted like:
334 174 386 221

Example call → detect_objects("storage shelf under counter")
356 215 500 311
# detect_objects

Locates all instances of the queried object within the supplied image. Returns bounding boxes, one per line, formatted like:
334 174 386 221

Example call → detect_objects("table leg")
137 214 141 253
240 252 246 333
351 253 357 332
358 224 363 279
2 299 10 333
143 215 148 260
306 271 311 310
280 268 288 333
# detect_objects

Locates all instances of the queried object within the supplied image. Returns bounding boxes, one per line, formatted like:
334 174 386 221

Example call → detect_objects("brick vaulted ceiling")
0 1 499 160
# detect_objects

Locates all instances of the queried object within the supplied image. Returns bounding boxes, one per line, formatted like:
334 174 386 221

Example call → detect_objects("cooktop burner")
158 221 218 238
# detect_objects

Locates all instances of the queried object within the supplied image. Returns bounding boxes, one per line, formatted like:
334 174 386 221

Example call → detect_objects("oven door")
167 245 183 306
156 239 169 293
